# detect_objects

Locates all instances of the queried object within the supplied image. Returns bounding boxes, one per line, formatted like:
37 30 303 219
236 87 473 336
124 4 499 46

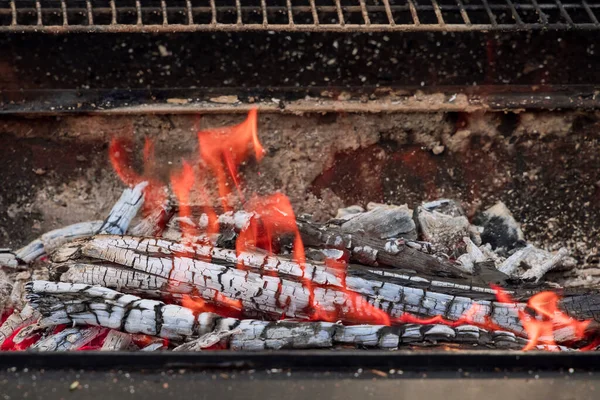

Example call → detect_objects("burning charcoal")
174 329 241 351
335 205 365 220
98 181 148 235
423 324 456 341
101 330 134 351
128 202 174 237
340 205 417 240
473 202 525 254
0 305 38 347
140 342 165 352
30 326 106 352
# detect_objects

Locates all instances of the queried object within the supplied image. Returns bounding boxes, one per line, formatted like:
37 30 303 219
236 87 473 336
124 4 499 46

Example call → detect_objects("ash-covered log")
26 281 535 350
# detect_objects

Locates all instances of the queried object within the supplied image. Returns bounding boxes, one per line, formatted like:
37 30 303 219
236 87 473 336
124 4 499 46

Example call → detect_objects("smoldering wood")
101 330 134 351
98 181 148 235
416 206 476 256
128 202 175 237
30 326 106 352
0 305 39 347
296 218 471 280
0 221 104 268
47 236 531 333
27 281 536 350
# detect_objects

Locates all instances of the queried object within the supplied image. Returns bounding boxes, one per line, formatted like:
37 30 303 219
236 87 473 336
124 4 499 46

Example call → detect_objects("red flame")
170 161 197 238
197 109 264 210
181 294 243 319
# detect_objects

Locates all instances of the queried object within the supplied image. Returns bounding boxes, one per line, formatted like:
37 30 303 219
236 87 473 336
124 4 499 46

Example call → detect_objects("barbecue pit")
1 3 600 395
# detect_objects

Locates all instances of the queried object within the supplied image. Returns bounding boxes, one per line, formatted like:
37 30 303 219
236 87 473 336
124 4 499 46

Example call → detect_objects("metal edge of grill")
0 0 598 33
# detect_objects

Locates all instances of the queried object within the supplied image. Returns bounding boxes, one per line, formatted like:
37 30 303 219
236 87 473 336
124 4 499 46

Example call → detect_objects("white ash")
335 205 365 220
340 204 417 240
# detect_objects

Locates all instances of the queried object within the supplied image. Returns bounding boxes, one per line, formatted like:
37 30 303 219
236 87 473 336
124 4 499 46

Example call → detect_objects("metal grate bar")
528 0 548 25
210 0 217 24
504 0 523 25
35 1 42 26
407 0 421 25
334 0 345 25
60 0 68 25
358 0 371 25
582 0 599 25
382 0 396 25
0 1 599 32
555 0 574 24
481 0 498 26
286 0 294 25
236 0 242 25
455 0 471 25
161 0 168 25
261 0 268 25
310 0 320 25
85 0 93 25
135 0 142 25
186 0 194 24
110 0 117 25
9 0 16 25
430 0 445 25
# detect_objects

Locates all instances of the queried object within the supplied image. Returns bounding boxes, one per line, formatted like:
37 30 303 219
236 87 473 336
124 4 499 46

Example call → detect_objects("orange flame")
198 109 264 210
109 137 168 215
181 294 243 319
170 161 197 238
493 285 590 351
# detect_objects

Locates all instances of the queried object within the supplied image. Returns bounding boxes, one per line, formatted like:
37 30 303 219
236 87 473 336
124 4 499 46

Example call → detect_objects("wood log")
0 305 39 347
27 281 537 350
98 182 148 235
296 218 473 280
101 330 134 351
30 326 106 352
48 235 531 333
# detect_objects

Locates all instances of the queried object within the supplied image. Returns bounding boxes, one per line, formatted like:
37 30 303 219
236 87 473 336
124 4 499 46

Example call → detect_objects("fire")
170 161 197 238
197 109 264 209
492 285 590 351
181 294 243 319
109 137 167 215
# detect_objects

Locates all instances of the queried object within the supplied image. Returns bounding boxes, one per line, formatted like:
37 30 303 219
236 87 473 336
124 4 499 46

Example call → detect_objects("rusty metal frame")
0 1 597 32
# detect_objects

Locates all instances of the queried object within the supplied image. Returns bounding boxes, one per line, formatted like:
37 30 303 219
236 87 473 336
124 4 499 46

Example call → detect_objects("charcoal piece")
473 202 525 253
340 205 417 240
335 205 365 220
421 199 465 217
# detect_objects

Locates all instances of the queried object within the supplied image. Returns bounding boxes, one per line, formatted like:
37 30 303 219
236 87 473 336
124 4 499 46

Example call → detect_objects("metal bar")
555 0 574 25
186 0 194 24
481 0 497 26
9 0 16 25
86 0 94 25
135 0 142 25
407 0 421 24
0 22 590 33
504 0 523 25
110 0 117 25
358 0 371 25
60 0 68 25
582 0 599 25
161 0 168 25
35 0 42 26
528 0 548 25
287 0 294 25
261 0 268 25
236 0 242 25
210 0 217 24
310 0 320 25
382 0 396 25
430 0 445 25
455 0 471 25
334 0 345 25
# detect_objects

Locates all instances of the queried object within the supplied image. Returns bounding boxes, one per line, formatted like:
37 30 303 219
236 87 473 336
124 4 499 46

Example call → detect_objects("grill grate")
0 0 598 32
